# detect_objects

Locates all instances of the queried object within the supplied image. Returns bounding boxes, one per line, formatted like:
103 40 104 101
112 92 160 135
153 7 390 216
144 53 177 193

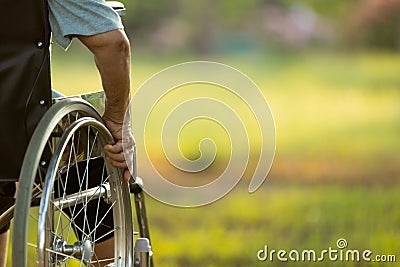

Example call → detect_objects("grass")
145 184 400 267
6 48 400 266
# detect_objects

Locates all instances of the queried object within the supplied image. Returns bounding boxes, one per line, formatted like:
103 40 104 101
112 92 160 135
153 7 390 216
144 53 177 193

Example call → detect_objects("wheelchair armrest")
106 1 126 16
52 91 105 116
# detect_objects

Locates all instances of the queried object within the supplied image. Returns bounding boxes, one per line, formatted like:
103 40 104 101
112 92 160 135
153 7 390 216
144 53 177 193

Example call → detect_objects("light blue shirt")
48 0 124 49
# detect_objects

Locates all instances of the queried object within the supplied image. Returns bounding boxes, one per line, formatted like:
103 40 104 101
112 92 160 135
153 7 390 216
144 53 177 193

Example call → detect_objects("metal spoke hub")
52 237 94 264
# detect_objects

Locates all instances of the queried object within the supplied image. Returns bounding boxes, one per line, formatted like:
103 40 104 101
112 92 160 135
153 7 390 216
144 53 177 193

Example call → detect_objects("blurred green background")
8 0 400 266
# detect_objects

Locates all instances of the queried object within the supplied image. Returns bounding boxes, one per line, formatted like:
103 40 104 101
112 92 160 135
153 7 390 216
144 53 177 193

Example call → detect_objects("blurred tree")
281 0 355 17
347 0 400 50
120 0 400 53
123 1 178 30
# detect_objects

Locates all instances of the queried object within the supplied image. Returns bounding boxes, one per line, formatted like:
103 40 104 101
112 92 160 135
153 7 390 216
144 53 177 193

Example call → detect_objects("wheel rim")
12 99 133 267
37 118 131 266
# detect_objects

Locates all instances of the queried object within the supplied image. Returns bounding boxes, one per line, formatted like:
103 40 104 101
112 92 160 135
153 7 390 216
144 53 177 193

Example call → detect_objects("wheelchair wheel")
12 98 133 267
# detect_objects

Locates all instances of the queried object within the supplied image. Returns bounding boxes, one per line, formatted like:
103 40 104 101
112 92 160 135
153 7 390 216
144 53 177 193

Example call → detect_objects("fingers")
104 141 123 154
123 170 131 181
105 149 132 182
105 148 125 163
102 116 135 181
105 145 126 167
107 158 127 169
104 142 133 181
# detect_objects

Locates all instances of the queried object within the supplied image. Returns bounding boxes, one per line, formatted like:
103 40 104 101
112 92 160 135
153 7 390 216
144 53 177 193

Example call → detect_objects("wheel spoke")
13 101 132 266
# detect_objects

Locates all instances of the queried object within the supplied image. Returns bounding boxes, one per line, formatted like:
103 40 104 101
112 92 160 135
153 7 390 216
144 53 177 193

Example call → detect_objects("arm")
77 29 133 181
77 29 130 123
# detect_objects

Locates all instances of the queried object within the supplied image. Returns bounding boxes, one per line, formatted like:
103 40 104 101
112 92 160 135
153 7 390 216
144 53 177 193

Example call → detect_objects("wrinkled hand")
103 116 135 181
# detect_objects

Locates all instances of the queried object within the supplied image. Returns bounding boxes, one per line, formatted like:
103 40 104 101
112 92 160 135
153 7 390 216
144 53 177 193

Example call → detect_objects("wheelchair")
0 1 153 266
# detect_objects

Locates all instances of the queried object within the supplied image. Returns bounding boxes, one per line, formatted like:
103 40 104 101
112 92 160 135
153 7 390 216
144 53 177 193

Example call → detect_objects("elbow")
81 29 131 57
113 31 131 57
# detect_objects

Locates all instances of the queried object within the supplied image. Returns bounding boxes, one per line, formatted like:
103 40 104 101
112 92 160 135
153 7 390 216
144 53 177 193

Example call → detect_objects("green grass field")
7 47 400 266
146 184 399 267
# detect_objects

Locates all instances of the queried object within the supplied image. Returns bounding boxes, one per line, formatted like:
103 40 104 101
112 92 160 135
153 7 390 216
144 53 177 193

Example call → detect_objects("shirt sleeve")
48 0 124 49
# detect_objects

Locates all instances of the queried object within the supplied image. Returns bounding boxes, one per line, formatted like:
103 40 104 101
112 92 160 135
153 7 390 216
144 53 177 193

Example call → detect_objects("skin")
0 231 8 267
92 237 115 267
77 29 133 182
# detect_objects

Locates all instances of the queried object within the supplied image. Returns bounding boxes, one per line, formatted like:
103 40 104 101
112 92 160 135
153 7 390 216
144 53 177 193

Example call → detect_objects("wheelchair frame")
0 93 153 266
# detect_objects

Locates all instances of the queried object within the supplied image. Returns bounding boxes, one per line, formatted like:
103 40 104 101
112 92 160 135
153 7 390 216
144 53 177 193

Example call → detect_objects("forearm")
95 37 131 124
78 29 134 178
78 29 131 123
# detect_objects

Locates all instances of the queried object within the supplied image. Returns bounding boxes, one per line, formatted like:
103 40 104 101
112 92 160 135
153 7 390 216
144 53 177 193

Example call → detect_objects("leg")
93 237 115 267
0 230 9 267
58 157 118 266
0 182 16 267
